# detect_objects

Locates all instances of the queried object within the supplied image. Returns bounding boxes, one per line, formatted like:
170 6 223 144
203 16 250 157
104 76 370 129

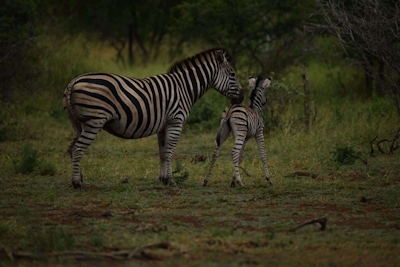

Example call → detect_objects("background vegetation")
0 0 399 266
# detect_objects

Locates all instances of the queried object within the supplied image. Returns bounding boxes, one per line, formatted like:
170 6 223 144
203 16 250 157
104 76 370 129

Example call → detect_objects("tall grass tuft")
14 145 38 174
36 159 56 176
331 145 366 165
31 225 75 252
13 145 56 175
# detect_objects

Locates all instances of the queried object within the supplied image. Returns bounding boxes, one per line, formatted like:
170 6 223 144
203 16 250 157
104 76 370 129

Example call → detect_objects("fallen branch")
370 135 378 156
239 166 252 177
7 250 126 261
127 242 171 259
360 196 377 203
4 242 176 262
370 127 400 155
285 171 319 179
288 216 327 232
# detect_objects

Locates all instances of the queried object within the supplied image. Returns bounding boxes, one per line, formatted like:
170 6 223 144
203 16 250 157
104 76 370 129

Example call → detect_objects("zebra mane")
249 76 264 105
167 48 233 74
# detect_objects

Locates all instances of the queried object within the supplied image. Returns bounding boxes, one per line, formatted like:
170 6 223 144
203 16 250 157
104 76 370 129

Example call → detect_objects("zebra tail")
216 117 231 147
63 78 78 121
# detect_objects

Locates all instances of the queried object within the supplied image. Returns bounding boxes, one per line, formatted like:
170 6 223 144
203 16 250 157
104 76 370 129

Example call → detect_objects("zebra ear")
248 76 256 88
215 50 227 64
262 77 272 87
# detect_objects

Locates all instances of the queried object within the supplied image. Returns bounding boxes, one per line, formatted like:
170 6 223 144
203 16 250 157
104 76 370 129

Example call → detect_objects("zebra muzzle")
231 89 244 105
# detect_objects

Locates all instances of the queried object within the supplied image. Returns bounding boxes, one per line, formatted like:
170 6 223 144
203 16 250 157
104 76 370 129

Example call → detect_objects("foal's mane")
249 76 264 105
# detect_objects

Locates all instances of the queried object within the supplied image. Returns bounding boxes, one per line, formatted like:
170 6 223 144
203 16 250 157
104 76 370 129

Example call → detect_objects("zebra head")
248 76 272 107
213 49 244 104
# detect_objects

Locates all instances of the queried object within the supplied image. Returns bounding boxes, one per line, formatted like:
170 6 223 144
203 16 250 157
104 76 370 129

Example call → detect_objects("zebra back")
63 48 243 139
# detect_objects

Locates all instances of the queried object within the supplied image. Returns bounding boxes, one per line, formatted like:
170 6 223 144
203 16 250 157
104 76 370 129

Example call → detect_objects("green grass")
0 35 399 266
0 102 399 266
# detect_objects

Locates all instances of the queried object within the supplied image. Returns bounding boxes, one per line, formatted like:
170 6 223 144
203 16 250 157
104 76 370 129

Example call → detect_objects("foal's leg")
255 130 273 186
238 139 247 166
230 129 246 187
70 119 105 189
203 120 231 186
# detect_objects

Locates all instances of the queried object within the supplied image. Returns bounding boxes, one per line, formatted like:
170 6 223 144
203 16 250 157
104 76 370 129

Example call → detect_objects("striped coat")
63 48 243 188
203 76 273 187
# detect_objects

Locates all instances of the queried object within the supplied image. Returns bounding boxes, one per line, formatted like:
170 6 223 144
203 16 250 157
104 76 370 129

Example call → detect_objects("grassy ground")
0 37 399 266
0 103 399 266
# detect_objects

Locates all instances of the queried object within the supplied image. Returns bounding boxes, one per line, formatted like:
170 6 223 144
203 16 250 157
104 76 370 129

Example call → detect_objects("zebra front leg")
157 124 182 186
255 131 273 186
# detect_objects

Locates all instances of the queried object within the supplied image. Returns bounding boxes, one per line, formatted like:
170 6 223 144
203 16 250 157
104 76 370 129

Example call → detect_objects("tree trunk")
365 72 373 98
377 60 385 96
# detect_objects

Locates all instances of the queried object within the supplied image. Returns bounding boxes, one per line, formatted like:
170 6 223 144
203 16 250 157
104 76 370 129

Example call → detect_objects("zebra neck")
175 72 213 106
250 98 263 112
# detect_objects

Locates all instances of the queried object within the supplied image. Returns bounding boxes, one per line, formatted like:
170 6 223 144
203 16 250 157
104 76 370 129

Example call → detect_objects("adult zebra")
63 48 244 189
203 76 273 187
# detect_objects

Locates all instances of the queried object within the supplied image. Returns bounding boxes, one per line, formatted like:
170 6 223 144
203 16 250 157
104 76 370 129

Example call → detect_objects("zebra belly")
103 118 164 139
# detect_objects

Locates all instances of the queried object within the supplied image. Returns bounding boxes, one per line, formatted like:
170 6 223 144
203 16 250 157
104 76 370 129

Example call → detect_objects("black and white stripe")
63 48 243 188
203 76 273 187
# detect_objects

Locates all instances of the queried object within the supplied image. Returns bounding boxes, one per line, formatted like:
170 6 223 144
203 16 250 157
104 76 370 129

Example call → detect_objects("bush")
13 145 56 175
36 160 56 176
186 90 229 132
31 225 75 252
331 145 366 165
263 78 300 132
0 0 41 100
14 145 38 174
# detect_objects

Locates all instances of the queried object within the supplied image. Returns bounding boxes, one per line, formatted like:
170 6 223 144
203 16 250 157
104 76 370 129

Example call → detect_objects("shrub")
14 145 38 174
31 225 75 252
13 145 56 175
263 78 300 132
173 161 189 184
36 159 56 176
186 91 226 132
331 145 366 165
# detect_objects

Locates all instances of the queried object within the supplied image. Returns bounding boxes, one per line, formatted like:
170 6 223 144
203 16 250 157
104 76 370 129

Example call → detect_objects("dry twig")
288 216 327 232
239 166 252 177
4 242 176 262
285 171 319 179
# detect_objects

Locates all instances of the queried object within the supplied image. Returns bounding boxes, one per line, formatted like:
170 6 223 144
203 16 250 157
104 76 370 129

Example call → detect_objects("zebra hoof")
160 177 176 186
203 180 208 187
72 180 83 189
160 177 168 185
230 181 236 187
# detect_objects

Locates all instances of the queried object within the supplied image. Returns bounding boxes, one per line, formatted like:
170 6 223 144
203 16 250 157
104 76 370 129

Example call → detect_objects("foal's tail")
215 106 232 147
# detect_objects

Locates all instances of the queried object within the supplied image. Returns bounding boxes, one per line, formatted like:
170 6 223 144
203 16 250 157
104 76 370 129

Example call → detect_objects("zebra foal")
63 48 244 189
203 76 273 187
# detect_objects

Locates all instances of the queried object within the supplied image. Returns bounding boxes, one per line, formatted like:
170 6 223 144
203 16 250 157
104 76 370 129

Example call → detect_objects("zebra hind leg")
66 116 84 182
255 132 273 186
230 137 246 188
70 119 104 189
204 120 231 187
